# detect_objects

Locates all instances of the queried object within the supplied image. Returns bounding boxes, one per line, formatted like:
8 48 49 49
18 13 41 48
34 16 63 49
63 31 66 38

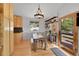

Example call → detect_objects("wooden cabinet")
0 4 3 13
0 14 3 56
14 16 22 27
14 16 23 45
0 3 14 56
0 4 4 56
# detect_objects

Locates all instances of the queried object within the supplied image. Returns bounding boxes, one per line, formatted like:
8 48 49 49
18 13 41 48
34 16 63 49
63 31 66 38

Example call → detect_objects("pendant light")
34 4 44 19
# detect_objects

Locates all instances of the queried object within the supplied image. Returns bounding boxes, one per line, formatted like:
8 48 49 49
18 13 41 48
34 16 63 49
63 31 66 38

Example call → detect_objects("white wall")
59 3 79 17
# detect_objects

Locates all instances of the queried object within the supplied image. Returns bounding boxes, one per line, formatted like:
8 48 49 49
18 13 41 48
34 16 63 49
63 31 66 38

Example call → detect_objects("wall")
59 3 79 17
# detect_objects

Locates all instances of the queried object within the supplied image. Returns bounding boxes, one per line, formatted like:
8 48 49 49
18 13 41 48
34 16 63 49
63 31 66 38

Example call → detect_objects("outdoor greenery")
30 21 39 27
30 21 39 31
61 17 74 33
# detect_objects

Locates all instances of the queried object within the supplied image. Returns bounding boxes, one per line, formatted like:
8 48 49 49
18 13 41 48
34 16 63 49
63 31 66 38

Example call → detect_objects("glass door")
60 17 74 53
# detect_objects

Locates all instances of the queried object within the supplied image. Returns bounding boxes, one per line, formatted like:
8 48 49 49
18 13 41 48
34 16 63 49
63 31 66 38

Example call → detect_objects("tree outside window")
30 21 39 32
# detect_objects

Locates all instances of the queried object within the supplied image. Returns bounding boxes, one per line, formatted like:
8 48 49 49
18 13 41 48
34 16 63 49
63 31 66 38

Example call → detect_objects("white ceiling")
13 3 79 20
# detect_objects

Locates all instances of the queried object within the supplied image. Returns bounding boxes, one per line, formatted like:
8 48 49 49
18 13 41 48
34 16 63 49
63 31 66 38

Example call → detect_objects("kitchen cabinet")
14 16 23 44
0 3 14 56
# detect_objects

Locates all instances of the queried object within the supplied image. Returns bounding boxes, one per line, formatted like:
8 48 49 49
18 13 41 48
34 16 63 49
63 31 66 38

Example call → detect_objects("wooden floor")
12 39 72 56
12 39 54 56
13 40 31 56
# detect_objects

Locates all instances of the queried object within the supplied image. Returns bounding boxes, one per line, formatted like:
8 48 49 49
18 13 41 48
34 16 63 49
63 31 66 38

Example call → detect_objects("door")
0 14 3 55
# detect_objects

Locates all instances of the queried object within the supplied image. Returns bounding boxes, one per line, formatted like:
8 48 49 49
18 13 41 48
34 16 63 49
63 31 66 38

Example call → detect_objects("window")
61 17 74 50
30 21 39 32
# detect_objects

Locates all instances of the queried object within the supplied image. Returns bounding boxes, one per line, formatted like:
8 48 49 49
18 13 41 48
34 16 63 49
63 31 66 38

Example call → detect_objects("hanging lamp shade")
34 4 44 19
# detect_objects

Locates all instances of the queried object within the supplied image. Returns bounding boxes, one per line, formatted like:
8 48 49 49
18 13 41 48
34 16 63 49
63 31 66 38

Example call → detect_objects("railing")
61 32 73 36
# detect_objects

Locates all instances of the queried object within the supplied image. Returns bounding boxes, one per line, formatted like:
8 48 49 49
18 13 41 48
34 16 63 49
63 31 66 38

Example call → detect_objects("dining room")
1 3 79 56
12 3 79 56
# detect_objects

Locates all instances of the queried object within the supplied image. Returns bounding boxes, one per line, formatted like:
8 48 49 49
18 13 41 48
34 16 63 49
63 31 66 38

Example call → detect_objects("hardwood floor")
12 39 73 56
13 39 31 56
12 39 54 56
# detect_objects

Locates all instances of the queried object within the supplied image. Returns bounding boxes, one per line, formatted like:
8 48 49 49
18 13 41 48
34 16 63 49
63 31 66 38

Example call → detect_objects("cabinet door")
14 16 22 27
0 14 3 55
9 4 14 55
3 3 14 56
0 3 14 56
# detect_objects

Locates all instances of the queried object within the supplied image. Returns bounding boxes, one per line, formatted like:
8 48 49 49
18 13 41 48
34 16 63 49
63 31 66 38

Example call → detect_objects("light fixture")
34 4 44 19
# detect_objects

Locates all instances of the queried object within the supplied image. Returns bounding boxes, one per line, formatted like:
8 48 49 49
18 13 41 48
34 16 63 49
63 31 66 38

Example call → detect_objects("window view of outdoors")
61 17 74 33
30 21 39 32
61 17 74 50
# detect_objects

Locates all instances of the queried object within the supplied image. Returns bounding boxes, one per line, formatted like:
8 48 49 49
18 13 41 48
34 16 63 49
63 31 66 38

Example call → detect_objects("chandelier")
34 4 44 19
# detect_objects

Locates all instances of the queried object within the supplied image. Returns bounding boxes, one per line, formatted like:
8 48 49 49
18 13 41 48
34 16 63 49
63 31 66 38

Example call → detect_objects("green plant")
61 17 73 32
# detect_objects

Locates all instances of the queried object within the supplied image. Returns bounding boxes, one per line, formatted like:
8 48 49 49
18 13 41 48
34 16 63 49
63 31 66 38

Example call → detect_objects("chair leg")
44 41 47 50
33 39 37 52
41 40 43 48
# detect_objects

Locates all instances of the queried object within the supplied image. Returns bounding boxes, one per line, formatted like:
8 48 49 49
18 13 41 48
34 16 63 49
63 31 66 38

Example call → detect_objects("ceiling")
13 3 79 20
